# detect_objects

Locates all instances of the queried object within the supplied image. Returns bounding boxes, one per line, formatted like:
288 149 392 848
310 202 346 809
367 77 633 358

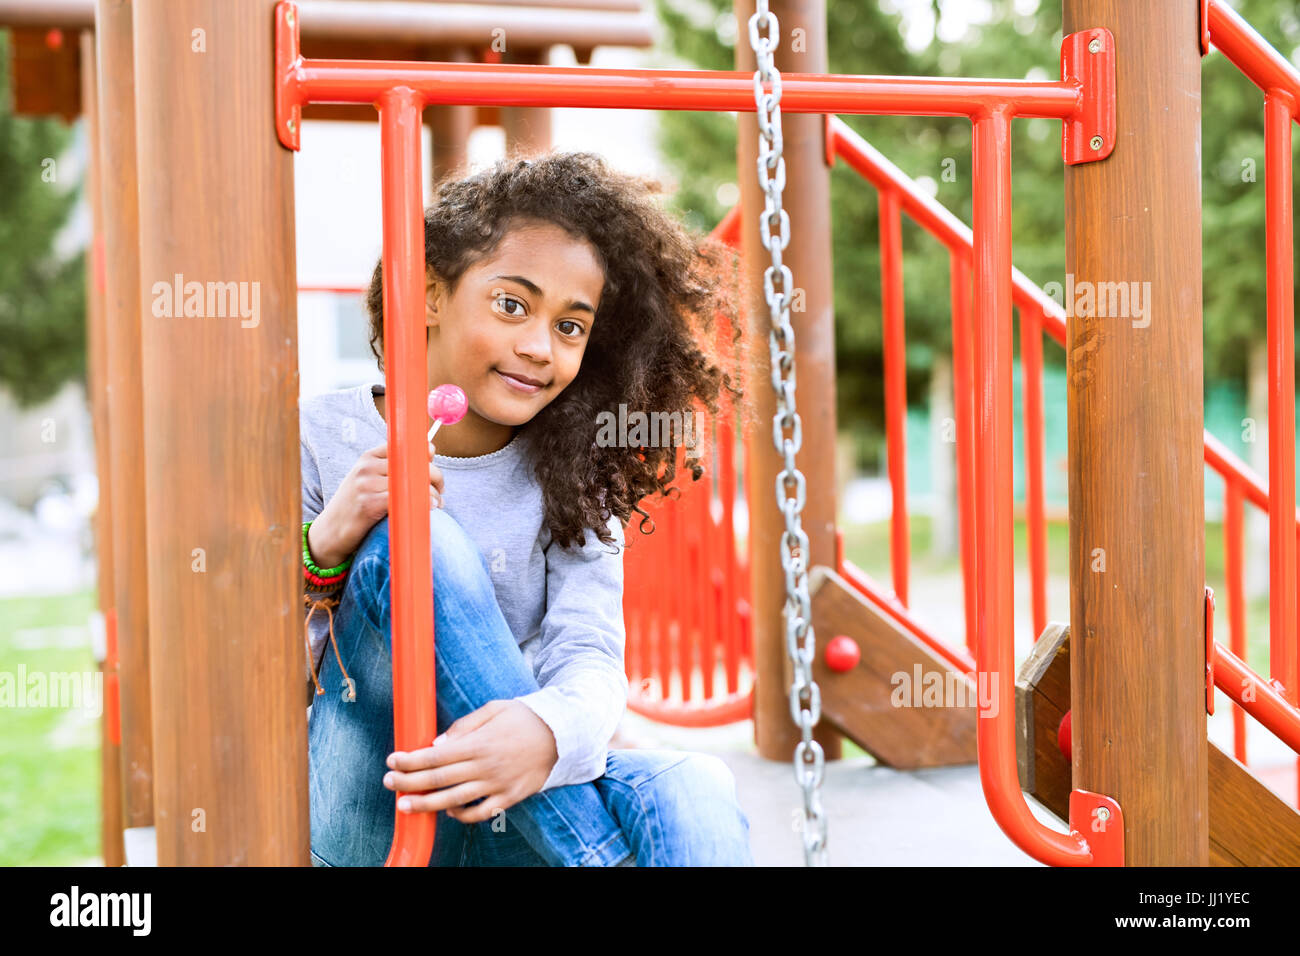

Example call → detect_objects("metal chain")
748 0 827 867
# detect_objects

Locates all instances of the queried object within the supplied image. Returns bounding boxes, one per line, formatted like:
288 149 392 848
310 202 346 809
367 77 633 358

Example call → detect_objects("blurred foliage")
651 0 1300 463
0 31 87 409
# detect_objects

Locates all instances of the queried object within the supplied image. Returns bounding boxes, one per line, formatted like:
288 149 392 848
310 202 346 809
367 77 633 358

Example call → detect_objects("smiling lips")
496 369 547 393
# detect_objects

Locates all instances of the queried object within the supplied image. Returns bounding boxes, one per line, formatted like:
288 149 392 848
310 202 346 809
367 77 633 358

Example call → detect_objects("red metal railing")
823 0 1300 807
621 206 757 727
277 0 1126 864
1206 1 1300 803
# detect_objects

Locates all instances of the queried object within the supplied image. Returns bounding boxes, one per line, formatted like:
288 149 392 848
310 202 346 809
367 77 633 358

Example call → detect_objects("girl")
300 151 755 866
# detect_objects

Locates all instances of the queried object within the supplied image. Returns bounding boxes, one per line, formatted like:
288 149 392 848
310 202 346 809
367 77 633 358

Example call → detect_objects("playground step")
805 566 978 768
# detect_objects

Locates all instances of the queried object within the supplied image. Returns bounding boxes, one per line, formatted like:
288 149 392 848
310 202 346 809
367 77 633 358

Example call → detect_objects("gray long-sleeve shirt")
300 381 628 791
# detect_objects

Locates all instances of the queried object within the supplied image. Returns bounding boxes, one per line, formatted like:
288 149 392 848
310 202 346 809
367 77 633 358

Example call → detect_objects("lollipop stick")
428 420 442 442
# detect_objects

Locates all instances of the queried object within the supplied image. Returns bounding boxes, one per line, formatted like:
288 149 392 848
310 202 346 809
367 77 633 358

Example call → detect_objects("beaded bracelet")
302 521 354 577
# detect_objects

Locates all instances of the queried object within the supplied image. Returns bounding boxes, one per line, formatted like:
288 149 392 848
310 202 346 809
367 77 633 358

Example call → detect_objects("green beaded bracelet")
302 521 354 577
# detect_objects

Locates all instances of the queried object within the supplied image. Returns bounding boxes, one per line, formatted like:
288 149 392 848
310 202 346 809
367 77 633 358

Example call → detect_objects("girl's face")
424 219 605 452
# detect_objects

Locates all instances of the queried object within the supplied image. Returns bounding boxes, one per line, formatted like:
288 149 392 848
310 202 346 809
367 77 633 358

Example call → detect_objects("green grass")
0 589 102 866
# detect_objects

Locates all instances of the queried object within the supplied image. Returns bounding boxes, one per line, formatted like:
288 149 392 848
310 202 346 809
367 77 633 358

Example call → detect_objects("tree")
0 30 87 409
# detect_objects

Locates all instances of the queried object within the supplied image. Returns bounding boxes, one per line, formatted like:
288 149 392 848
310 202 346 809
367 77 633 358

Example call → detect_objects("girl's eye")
557 319 584 337
496 295 525 316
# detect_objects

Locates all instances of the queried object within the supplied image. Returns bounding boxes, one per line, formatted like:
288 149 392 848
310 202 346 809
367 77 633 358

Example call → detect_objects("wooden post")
501 48 552 158
428 48 474 186
133 0 307 864
1063 0 1208 864
735 0 841 763
80 25 126 869
95 0 154 836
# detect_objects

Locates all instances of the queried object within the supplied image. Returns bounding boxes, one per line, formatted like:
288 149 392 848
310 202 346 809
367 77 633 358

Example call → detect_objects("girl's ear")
425 273 442 327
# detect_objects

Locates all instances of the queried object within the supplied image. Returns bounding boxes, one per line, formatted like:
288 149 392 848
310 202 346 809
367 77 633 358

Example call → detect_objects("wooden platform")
617 710 1049 866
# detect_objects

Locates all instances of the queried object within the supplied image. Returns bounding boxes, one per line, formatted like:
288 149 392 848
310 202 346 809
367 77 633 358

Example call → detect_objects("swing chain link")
749 0 827 867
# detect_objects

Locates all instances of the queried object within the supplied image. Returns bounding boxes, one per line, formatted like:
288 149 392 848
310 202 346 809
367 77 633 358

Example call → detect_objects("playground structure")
5 0 1300 865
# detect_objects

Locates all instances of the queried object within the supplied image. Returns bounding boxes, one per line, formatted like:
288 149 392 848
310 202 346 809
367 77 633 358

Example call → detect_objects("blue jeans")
307 511 753 867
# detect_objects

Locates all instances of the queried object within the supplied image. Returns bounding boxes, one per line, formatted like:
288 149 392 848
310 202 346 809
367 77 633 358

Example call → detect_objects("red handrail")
825 0 1300 811
1207 0 1300 799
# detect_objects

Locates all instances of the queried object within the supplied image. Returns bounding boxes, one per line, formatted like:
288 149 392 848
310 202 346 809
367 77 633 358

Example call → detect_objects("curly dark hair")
364 150 752 551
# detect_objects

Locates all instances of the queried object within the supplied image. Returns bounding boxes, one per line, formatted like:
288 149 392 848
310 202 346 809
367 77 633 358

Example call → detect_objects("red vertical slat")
1224 484 1247 763
949 251 978 655
1020 306 1048 641
880 189 910 606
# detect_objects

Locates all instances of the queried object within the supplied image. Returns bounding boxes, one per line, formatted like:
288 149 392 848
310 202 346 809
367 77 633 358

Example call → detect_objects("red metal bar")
949 252 977 655
1266 89 1298 706
1215 643 1300 753
1019 306 1047 641
377 87 437 868
830 115 1071 347
288 60 1083 114
1208 1 1300 109
971 109 1092 866
1224 483 1247 762
880 189 910 606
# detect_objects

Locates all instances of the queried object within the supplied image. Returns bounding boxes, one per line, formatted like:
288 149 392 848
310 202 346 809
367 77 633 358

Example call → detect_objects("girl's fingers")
447 795 507 825
396 780 491 815
384 760 477 795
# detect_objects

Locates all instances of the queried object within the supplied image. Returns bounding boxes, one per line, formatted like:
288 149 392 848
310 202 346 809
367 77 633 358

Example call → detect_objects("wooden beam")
1063 0 1208 865
96 0 154 835
808 567 977 767
429 49 474 187
133 0 306 865
501 47 552 158
1017 626 1300 866
80 24 125 868
736 0 841 765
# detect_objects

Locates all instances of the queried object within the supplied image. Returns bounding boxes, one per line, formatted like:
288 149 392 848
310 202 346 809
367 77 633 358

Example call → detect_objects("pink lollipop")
427 384 468 441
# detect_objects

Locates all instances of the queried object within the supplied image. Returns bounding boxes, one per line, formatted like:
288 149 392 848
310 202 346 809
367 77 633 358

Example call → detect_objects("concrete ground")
614 710 1063 866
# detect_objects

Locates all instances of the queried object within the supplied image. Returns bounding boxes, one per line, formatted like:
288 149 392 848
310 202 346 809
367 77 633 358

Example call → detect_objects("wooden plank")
808 566 976 768
1018 627 1300 866
133 0 306 865
97 0 154 833
1063 0 1208 865
80 24 125 868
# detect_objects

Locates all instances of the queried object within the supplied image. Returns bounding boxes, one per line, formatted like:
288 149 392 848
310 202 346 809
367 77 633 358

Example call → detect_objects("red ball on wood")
825 635 860 672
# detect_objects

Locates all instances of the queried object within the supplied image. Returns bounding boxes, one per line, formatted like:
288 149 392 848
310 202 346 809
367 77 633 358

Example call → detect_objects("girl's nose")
515 324 553 363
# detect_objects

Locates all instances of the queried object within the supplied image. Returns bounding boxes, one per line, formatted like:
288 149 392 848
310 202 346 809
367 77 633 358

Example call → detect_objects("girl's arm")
514 515 629 792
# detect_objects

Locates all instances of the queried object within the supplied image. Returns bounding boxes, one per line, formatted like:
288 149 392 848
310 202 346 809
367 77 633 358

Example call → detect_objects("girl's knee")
680 753 741 801
429 508 495 598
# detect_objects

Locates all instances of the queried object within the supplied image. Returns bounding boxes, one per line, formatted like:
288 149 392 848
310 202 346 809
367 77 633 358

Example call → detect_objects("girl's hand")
383 700 559 822
308 441 445 568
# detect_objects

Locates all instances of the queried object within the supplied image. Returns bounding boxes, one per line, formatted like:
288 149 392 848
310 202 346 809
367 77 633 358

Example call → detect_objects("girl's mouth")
495 369 544 394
